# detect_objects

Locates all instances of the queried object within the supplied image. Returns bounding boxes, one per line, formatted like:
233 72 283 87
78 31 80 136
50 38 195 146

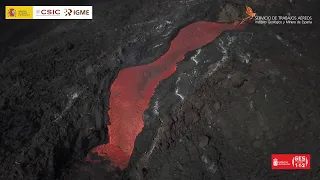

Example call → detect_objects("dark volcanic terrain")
1 0 320 180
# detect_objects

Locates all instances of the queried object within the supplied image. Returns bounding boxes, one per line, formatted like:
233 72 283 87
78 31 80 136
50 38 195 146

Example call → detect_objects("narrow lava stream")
89 21 243 169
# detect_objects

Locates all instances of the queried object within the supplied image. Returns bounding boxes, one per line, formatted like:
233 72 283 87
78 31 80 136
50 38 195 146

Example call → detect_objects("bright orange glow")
239 6 256 25
88 21 243 170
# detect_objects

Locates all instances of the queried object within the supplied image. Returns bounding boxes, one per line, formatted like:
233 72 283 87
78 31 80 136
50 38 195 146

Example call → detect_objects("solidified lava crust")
89 21 243 169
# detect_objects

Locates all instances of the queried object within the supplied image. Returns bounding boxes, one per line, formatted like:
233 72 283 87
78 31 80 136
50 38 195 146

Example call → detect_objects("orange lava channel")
89 21 243 170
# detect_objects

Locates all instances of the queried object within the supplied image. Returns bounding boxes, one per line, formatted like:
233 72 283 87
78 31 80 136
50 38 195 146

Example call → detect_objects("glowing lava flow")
89 21 243 169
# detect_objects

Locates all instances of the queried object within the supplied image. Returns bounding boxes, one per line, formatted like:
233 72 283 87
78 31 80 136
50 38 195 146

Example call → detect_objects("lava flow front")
89 21 243 170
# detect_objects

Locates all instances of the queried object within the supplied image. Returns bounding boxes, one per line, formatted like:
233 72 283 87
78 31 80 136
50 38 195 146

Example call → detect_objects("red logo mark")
272 154 310 170
8 8 16 17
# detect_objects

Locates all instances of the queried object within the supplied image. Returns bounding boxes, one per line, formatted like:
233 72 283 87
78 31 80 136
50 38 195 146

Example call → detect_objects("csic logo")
8 8 16 17
64 8 90 16
36 9 60 15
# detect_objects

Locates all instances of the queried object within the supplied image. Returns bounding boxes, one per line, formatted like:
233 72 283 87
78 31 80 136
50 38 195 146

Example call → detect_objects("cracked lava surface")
88 21 243 170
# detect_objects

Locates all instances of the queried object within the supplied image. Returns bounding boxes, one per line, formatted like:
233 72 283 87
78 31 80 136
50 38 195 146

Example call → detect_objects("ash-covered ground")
1 0 320 180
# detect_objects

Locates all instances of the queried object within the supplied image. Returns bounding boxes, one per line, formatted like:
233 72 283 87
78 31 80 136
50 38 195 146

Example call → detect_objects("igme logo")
64 9 90 16
64 9 72 16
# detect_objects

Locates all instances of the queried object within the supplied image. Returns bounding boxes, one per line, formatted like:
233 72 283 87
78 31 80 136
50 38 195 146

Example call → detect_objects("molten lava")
89 21 243 169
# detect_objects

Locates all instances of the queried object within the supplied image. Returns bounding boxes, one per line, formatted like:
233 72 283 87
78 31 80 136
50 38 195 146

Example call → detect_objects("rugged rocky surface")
129 30 320 180
1 0 320 179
